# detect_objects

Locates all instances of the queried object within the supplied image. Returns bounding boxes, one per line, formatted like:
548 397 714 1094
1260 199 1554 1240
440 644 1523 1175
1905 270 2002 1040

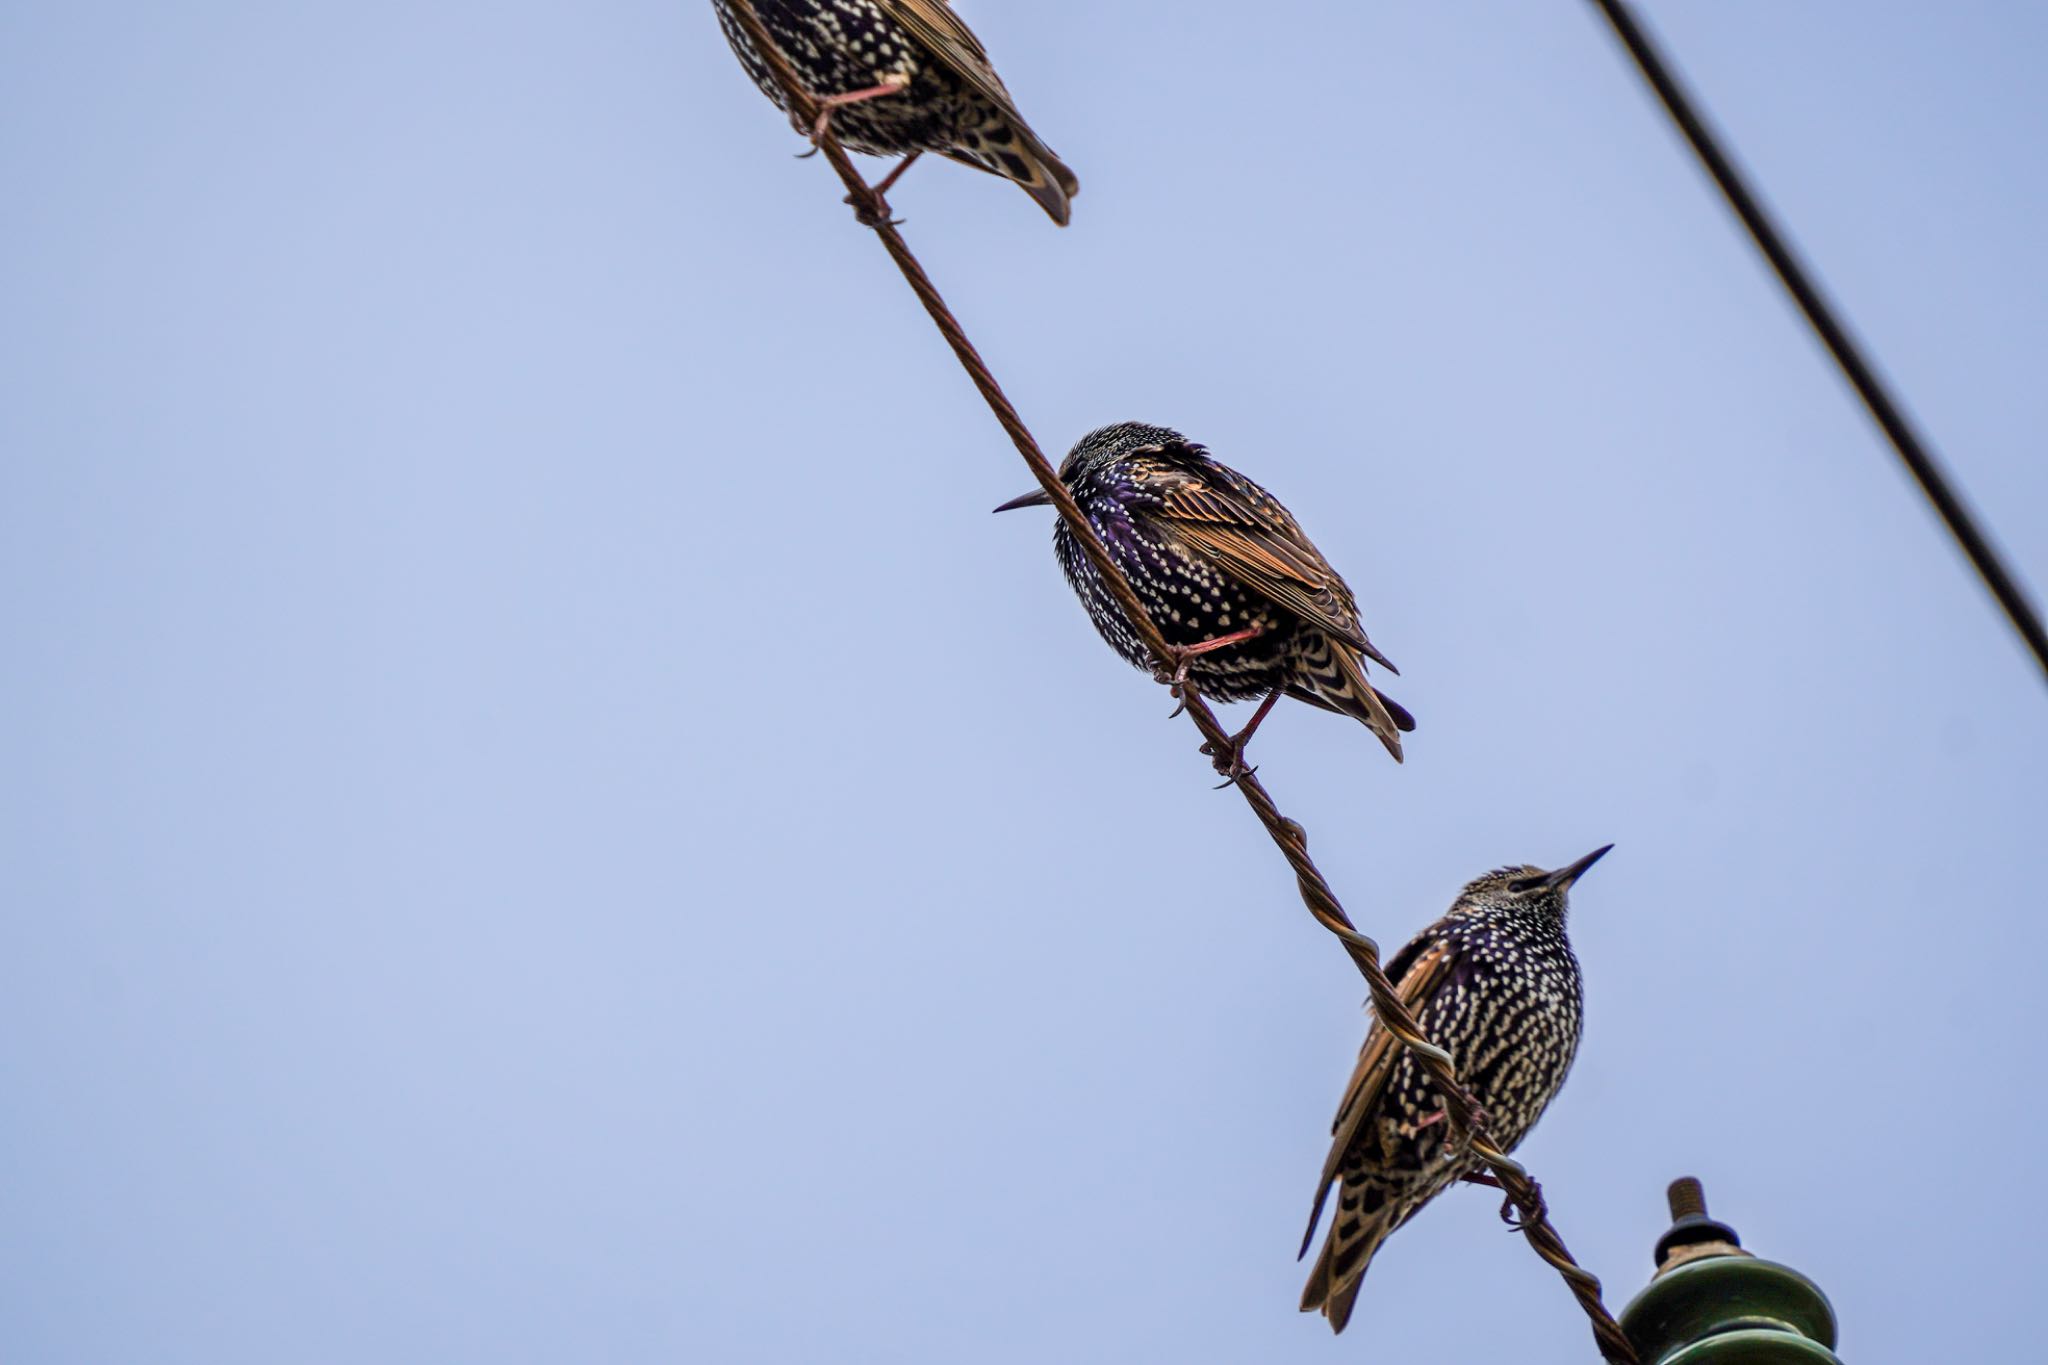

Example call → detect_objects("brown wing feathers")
890 0 1078 222
1298 939 1460 1329
1299 939 1457 1257
1136 450 1409 756
1156 473 1375 656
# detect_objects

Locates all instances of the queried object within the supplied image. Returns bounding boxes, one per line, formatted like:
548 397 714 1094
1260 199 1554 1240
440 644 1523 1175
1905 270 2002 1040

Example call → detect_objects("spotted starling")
714 0 1079 224
995 423 1413 764
1298 846 1611 1333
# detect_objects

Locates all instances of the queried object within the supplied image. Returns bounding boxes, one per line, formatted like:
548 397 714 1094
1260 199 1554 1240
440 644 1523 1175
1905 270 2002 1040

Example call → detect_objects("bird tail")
1299 1178 1398 1334
1292 634 1412 762
1015 151 1077 226
941 122 1078 225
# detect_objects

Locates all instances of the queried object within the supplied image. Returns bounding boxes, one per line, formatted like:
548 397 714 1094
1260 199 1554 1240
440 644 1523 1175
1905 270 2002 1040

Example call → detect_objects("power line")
719 4 1637 1359
1587 0 2048 685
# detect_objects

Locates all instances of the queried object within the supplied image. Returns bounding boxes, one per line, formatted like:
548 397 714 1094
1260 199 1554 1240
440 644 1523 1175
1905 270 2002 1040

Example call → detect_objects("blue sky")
4 2 2044 1361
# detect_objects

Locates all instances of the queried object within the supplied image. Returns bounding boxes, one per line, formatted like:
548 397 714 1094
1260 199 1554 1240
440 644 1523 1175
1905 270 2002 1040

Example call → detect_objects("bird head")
1456 845 1613 921
992 421 1195 512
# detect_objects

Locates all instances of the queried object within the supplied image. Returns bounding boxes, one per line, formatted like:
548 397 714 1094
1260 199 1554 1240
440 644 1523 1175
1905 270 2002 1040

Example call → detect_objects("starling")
714 0 1079 224
994 423 1414 766
1298 846 1612 1333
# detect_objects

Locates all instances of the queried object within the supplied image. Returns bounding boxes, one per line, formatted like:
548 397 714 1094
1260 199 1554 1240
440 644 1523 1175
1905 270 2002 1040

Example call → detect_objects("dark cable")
1587 0 2048 684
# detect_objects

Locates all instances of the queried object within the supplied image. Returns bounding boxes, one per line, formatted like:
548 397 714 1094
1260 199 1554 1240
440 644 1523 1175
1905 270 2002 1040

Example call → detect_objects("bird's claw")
807 103 847 146
1210 763 1257 791
1199 735 1255 785
843 187 899 227
1154 651 1201 703
1151 647 1193 688
1459 1169 1543 1230
1501 1180 1545 1231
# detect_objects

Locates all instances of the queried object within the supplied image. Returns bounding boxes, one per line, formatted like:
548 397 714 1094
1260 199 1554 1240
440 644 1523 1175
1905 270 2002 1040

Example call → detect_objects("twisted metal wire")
720 5 1636 1358
1587 0 2048 686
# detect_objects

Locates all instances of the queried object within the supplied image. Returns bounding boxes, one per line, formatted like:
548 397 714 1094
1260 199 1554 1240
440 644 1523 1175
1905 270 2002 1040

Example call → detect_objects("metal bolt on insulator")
1618 1177 1841 1364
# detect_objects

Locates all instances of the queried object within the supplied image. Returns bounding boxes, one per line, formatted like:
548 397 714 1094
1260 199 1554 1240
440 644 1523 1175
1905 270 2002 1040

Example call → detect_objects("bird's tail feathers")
1375 688 1417 735
1299 1182 1396 1334
1017 159 1076 226
942 119 1077 225
1310 638 1410 762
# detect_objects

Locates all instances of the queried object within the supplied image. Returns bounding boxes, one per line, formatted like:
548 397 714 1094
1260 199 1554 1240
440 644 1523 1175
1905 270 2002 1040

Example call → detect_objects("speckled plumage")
997 422 1413 761
1299 849 1609 1333
714 0 1078 223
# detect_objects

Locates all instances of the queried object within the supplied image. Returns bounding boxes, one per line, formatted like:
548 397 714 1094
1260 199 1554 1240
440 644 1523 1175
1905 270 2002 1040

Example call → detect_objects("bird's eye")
1506 875 1546 895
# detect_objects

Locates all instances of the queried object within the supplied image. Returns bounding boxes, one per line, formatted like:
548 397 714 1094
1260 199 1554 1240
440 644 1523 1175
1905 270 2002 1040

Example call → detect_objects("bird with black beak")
1300 846 1613 1332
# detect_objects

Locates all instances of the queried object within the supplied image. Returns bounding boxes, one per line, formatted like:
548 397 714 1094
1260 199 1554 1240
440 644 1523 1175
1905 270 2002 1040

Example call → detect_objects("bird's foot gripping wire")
1208 763 1257 791
1460 1169 1546 1231
1199 687 1282 787
840 152 920 226
843 184 899 228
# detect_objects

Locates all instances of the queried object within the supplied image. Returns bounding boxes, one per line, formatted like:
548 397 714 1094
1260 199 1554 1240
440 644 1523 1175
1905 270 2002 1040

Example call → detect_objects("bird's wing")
1298 933 1460 1257
890 0 1078 218
891 1 1017 113
1143 459 1383 663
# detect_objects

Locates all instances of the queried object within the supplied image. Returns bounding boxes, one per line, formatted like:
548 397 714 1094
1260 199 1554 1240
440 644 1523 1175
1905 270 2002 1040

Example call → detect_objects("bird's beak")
1545 844 1613 892
992 487 1054 513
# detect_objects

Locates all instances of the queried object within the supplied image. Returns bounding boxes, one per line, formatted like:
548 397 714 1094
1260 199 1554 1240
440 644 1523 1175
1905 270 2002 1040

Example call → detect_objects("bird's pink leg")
871 150 922 196
800 76 914 223
1416 1106 1493 1143
838 150 923 226
807 74 911 142
1202 686 1284 782
1158 624 1266 686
